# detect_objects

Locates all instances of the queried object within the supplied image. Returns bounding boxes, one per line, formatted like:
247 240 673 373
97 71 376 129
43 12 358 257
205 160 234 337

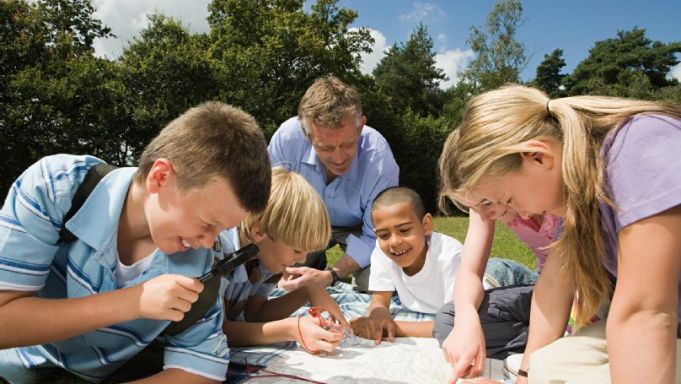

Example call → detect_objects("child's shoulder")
429 231 463 251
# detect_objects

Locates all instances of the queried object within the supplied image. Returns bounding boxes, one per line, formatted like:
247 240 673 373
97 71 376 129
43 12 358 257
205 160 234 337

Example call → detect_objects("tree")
120 15 218 160
372 24 446 117
460 0 527 92
565 27 681 97
532 48 566 97
0 0 126 199
207 0 373 135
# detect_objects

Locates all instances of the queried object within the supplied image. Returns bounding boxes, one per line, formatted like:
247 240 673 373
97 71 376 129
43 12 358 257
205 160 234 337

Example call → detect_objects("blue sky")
91 0 681 88
339 0 681 86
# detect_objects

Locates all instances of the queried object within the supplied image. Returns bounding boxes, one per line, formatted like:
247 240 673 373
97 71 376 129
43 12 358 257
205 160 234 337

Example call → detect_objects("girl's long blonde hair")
439 84 681 329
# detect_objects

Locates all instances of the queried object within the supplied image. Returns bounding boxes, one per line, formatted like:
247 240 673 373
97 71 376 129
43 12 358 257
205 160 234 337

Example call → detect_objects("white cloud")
435 48 474 89
671 62 681 81
91 0 211 59
353 28 389 75
399 2 445 23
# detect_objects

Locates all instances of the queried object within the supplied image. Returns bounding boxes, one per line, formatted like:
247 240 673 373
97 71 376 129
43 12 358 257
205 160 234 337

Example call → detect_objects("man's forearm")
330 254 361 280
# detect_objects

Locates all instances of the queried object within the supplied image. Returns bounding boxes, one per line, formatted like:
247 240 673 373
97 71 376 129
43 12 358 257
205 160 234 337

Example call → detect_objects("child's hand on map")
350 307 396 344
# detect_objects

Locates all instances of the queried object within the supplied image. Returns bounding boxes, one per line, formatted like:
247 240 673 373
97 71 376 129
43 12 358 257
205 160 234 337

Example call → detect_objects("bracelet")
517 368 529 378
297 316 317 354
325 267 340 286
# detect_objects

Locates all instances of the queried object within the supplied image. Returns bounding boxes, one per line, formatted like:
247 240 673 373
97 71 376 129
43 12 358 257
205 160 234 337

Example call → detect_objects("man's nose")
331 148 345 163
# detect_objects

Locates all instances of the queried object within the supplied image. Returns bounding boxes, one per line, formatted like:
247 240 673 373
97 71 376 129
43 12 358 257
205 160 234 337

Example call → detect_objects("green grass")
328 216 535 270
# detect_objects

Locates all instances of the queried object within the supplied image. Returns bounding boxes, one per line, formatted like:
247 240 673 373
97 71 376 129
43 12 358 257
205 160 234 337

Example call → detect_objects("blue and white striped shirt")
0 154 229 382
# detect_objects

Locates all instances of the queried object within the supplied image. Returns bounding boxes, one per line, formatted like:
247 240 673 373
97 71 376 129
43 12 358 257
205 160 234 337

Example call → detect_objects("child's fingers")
453 357 475 380
174 275 204 293
385 321 395 342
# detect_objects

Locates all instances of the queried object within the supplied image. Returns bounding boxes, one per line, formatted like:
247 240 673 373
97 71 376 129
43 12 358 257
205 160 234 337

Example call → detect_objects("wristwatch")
325 267 340 286
517 368 529 378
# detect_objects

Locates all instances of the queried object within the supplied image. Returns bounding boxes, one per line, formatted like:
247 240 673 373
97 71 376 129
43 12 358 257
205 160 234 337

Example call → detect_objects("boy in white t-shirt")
350 187 463 343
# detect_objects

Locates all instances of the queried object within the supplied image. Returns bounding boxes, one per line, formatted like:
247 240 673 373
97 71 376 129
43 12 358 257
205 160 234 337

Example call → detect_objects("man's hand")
137 274 203 321
350 307 396 344
279 266 333 291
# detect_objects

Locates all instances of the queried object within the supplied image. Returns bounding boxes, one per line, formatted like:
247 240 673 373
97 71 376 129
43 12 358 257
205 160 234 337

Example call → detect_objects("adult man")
268 76 399 292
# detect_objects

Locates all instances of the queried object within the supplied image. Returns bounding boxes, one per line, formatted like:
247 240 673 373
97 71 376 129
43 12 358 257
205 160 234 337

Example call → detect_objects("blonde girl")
439 85 681 383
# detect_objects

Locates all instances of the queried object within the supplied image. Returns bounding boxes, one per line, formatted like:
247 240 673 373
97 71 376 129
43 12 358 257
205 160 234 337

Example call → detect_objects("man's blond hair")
241 167 331 253
298 76 363 135
135 101 271 212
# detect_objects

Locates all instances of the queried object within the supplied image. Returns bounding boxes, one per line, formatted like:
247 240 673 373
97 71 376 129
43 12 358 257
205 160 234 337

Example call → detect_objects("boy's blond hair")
298 76 363 135
135 101 271 213
241 167 331 253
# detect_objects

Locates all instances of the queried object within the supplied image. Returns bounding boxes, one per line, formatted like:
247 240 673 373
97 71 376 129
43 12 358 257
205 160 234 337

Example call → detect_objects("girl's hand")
296 316 343 353
442 317 487 384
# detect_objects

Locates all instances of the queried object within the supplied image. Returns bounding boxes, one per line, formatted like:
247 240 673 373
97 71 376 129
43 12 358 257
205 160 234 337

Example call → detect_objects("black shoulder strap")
57 162 220 336
59 163 118 243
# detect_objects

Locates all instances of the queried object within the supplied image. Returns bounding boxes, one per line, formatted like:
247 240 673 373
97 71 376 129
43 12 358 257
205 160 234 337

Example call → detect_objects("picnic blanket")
226 282 505 383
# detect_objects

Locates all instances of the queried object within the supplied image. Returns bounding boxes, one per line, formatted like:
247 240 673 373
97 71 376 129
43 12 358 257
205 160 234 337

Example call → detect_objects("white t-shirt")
368 232 463 314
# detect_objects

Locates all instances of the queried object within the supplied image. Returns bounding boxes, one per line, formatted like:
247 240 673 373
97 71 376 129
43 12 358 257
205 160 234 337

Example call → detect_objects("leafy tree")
565 27 681 97
532 48 566 97
372 24 446 117
460 0 527 92
207 0 373 135
0 0 126 199
120 15 218 160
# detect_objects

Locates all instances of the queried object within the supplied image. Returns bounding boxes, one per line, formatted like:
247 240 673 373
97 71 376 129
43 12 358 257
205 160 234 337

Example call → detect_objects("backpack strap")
163 241 223 336
59 163 118 243
57 162 222 336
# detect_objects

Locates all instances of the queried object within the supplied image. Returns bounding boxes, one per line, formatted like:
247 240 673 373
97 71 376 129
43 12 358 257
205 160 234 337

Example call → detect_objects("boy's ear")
146 158 174 193
422 213 433 236
249 221 266 243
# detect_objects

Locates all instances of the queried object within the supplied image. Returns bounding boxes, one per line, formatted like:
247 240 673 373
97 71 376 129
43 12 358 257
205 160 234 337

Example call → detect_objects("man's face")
307 114 364 177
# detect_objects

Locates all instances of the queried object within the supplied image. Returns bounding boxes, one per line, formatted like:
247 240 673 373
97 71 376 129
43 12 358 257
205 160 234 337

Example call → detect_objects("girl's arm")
444 209 496 381
608 205 681 383
517 246 574 381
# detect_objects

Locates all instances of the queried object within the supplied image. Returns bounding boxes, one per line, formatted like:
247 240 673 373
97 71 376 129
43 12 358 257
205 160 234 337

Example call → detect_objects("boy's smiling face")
145 159 248 254
372 201 432 276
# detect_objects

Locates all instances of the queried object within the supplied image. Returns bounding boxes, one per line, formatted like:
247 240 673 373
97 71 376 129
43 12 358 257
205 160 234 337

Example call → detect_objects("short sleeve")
0 155 101 290
603 115 681 230
368 243 394 292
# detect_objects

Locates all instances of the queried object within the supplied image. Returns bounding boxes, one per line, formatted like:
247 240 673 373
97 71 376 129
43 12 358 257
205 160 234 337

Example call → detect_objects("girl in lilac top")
439 84 681 383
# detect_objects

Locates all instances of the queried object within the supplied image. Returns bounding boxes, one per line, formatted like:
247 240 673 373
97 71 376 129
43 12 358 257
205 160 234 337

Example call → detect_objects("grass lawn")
328 216 535 270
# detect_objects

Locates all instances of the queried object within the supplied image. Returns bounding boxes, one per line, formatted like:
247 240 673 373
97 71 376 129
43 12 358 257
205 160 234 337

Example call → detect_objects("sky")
91 0 681 88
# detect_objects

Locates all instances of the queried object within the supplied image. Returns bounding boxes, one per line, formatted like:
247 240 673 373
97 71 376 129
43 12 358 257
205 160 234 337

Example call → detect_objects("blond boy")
220 167 348 354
